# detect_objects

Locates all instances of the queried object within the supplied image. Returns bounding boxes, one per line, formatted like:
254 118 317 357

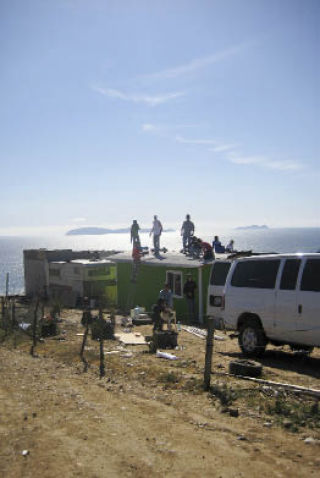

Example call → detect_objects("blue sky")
0 0 319 234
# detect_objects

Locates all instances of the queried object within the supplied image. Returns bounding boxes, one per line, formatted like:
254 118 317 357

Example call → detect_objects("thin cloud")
175 135 304 172
228 153 304 171
142 123 157 132
93 86 185 107
142 123 203 134
208 143 238 153
141 44 246 80
176 135 217 145
228 154 265 165
264 160 304 171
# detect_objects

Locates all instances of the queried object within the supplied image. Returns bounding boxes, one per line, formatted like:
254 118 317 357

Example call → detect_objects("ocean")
1 228 320 295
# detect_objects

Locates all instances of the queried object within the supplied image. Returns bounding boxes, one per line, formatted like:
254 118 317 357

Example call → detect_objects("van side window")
231 260 280 289
280 259 301 290
301 259 320 292
210 262 231 286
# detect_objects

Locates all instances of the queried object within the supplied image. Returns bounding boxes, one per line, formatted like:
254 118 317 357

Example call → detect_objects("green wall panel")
115 261 212 324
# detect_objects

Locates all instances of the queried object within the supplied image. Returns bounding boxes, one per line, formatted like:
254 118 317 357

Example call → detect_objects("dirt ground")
0 308 319 477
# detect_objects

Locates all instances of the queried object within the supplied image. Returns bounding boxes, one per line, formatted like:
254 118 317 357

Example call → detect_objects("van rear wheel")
238 320 266 357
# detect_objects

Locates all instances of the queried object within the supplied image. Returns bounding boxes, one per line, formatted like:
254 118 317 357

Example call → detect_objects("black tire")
238 319 267 357
149 340 157 353
290 344 314 354
229 359 262 377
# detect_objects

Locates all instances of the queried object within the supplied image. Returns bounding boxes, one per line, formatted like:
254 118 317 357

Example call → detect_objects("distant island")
66 227 175 236
235 225 269 230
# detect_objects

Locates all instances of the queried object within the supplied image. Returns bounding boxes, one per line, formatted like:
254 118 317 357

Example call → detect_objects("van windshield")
210 262 231 286
231 260 280 289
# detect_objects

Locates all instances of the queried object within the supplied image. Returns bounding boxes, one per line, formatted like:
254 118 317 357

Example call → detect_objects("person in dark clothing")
152 298 166 331
190 236 202 258
183 275 197 323
201 241 214 260
130 220 140 245
181 214 195 252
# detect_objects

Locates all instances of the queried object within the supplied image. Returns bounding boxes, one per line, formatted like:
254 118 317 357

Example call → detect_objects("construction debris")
182 326 226 341
114 332 147 346
156 350 178 360
214 371 320 398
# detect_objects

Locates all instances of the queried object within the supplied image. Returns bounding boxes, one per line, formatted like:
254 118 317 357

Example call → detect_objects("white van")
208 253 320 356
207 259 232 328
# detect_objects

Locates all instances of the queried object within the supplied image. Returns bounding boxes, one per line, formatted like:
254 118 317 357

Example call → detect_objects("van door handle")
298 304 302 314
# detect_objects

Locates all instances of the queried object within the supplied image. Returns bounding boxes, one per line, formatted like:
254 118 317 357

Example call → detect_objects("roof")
50 259 113 267
107 251 212 269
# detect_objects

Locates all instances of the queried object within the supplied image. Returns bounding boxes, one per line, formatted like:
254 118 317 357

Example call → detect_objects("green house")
108 252 212 324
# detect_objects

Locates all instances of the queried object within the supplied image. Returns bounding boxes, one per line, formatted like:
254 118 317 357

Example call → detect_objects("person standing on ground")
152 298 166 331
183 274 197 323
159 283 173 309
181 214 195 252
150 215 163 254
130 219 140 246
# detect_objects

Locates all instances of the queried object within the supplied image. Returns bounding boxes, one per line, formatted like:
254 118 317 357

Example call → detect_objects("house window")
166 271 182 298
49 269 60 278
88 266 109 277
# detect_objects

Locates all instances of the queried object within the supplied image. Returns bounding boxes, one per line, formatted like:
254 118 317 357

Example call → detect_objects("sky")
0 0 319 235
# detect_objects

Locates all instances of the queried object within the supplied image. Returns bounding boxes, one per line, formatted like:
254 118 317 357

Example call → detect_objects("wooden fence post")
30 298 40 356
5 273 9 298
99 336 105 378
80 324 89 372
204 318 215 391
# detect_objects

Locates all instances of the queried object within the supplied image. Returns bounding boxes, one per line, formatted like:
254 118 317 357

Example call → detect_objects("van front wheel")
238 321 266 357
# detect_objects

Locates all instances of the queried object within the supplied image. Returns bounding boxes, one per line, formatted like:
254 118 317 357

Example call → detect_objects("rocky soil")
0 309 319 477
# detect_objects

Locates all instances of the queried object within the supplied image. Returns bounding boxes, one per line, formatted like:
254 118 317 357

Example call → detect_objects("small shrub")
210 383 240 407
159 372 180 385
265 396 320 431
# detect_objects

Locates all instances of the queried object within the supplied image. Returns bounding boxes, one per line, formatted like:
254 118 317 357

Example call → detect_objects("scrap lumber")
115 332 147 345
182 326 226 341
213 371 320 398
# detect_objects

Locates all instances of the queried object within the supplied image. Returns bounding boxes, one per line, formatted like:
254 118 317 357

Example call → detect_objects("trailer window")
210 262 231 286
231 260 280 289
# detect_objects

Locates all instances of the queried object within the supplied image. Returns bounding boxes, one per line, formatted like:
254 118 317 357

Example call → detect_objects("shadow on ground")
218 348 320 380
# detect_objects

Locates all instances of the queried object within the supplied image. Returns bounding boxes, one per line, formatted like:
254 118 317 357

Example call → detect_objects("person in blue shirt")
212 235 225 253
159 283 173 308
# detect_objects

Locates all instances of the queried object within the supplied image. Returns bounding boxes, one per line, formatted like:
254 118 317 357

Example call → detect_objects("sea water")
1 228 320 295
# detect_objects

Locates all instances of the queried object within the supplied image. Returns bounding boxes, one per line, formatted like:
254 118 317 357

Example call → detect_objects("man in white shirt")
150 215 163 254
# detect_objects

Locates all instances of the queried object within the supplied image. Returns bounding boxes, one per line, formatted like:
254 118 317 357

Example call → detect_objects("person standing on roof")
181 214 195 253
130 219 140 246
150 215 163 254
